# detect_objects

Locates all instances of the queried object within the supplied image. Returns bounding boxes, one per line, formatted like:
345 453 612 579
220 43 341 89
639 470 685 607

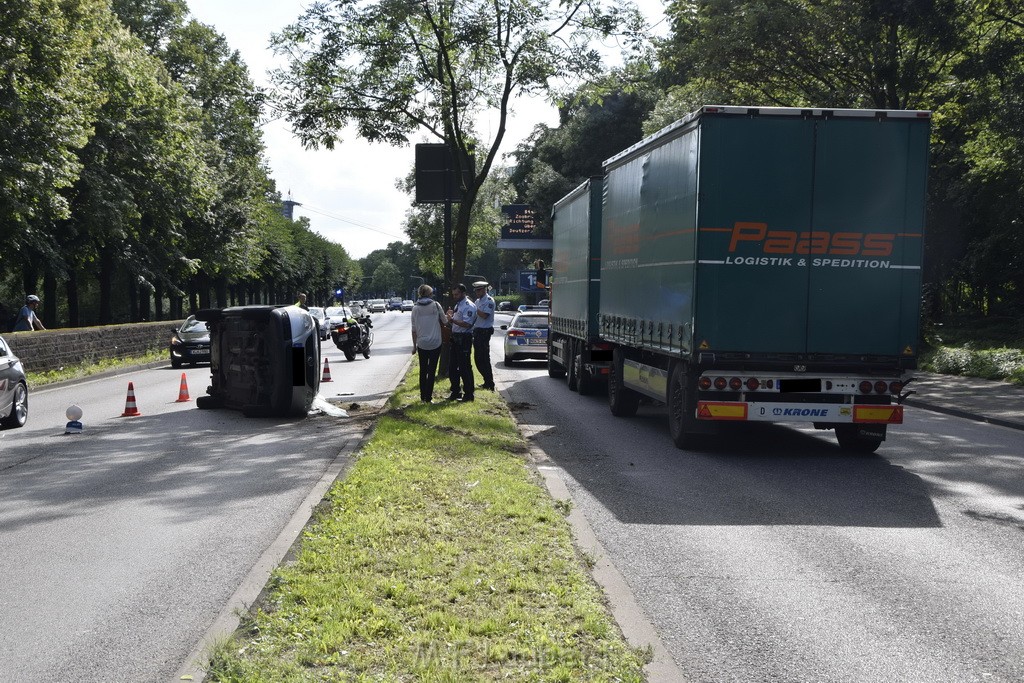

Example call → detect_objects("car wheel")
171 357 182 369
2 382 28 428
504 355 516 366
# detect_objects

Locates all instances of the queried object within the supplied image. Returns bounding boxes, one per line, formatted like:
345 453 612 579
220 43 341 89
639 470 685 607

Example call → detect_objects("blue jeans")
449 333 474 397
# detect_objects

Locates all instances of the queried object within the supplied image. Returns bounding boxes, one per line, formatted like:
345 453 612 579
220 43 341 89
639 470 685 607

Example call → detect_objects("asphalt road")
493 333 1024 683
0 311 412 682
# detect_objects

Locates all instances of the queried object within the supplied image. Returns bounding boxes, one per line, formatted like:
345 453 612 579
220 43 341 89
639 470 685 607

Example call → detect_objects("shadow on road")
510 373 943 529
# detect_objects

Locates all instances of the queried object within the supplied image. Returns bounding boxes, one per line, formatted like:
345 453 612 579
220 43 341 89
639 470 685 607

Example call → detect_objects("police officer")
446 283 476 402
471 280 495 390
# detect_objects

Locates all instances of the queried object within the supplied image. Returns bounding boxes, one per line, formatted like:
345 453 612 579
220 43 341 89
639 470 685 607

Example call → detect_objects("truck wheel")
576 348 596 396
547 339 566 379
667 362 693 449
608 348 639 417
567 340 579 392
835 425 884 454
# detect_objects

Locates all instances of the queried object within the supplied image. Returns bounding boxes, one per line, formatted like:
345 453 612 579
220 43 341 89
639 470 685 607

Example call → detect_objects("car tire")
504 355 516 366
196 395 223 410
171 357 182 369
1 382 28 429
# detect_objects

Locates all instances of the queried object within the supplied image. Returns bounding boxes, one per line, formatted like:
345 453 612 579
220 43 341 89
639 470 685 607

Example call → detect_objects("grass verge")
921 316 1024 385
206 360 649 682
25 349 166 387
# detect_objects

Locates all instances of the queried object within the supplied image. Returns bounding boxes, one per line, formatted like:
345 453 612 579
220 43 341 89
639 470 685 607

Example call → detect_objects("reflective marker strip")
696 402 748 420
853 405 904 424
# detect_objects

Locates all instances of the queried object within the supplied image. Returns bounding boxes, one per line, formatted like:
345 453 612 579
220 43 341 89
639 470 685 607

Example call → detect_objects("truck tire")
608 348 639 417
667 362 694 449
567 340 579 392
547 338 566 379
575 347 596 396
835 424 884 454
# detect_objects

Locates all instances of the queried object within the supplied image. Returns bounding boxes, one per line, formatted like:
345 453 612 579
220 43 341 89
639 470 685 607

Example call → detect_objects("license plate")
189 349 210 356
527 338 545 345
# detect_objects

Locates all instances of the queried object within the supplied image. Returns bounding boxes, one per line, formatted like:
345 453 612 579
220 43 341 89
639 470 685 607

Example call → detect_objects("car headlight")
170 336 181 346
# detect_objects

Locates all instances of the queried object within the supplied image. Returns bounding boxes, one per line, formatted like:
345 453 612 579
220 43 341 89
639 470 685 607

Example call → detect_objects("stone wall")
3 321 181 374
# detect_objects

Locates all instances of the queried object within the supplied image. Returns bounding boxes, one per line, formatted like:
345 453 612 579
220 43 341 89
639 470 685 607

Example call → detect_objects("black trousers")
417 345 442 401
449 333 474 397
473 327 494 387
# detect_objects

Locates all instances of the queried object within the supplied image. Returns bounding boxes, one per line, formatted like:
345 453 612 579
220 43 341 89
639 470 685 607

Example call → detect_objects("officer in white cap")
471 280 495 390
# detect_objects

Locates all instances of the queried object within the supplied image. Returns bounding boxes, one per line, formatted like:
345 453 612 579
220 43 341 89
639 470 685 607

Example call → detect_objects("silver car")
0 335 28 428
501 312 549 365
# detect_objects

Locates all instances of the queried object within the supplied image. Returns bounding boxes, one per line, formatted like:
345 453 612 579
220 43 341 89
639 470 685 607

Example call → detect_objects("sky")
188 1 665 259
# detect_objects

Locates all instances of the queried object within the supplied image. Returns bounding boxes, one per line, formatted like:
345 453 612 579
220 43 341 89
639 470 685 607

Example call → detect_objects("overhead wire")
298 204 407 240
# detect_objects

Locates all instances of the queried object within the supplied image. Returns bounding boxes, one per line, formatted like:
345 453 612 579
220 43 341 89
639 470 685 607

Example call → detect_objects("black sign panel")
415 143 473 204
501 205 542 239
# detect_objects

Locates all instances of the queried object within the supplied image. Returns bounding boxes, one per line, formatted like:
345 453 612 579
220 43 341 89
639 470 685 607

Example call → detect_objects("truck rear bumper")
696 401 903 424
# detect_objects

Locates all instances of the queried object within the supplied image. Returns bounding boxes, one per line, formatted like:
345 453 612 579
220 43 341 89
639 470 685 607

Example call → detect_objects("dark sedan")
169 316 210 368
0 334 28 428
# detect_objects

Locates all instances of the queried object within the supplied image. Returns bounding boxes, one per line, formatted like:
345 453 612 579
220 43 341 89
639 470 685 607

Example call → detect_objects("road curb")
499 387 686 682
905 398 1024 432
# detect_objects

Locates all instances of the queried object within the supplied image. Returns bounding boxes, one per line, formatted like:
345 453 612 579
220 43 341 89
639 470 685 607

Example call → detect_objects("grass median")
206 359 649 682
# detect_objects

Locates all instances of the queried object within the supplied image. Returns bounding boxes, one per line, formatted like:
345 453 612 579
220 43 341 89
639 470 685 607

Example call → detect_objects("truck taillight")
859 381 872 394
699 377 712 390
874 381 888 394
729 377 742 390
889 381 902 394
746 378 760 391
714 377 727 390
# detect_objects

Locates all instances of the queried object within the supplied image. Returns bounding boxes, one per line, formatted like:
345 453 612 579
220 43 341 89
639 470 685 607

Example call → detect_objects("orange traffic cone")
321 357 333 382
121 382 141 417
175 373 190 402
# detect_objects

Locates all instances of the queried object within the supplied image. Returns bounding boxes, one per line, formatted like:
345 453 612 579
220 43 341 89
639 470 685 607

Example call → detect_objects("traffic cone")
121 382 141 417
175 373 190 402
321 357 333 382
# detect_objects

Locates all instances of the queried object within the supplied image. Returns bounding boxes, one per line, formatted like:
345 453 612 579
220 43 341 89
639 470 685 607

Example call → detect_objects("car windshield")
308 307 325 319
512 315 548 330
370 299 386 306
325 307 350 318
181 318 208 333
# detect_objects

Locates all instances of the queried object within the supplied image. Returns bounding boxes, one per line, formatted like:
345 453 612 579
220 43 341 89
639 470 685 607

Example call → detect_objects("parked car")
517 304 548 313
368 299 387 313
0 334 28 429
308 307 331 341
498 301 513 311
538 299 550 307
169 316 211 368
387 297 403 311
501 312 549 365
401 300 414 312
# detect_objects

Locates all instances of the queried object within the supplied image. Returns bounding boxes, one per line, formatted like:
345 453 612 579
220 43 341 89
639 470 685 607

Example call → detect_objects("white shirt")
452 297 476 333
473 293 495 330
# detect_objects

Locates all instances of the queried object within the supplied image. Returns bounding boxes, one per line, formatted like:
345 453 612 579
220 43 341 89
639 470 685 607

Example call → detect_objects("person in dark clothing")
445 284 476 402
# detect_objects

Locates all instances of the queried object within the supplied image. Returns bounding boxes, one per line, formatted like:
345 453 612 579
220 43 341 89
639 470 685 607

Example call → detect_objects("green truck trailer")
548 105 931 452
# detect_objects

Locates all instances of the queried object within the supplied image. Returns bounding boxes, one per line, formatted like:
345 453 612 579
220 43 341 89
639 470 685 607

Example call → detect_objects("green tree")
372 261 403 297
271 0 642 291
0 0 107 250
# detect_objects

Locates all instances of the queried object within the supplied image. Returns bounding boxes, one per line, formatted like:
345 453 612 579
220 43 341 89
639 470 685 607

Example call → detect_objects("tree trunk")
154 281 164 320
138 284 150 321
43 271 57 328
99 248 113 324
21 262 39 298
129 281 139 322
215 277 228 308
67 271 80 327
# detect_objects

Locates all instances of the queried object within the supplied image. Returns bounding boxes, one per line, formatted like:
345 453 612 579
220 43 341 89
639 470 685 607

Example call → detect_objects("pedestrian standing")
295 292 309 310
410 284 448 403
471 280 495 390
13 295 45 332
446 283 476 402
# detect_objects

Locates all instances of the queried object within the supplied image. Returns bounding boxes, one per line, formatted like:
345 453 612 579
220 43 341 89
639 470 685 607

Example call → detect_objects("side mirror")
500 325 508 330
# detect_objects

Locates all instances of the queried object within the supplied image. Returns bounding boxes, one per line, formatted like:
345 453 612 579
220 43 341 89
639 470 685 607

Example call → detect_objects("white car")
368 299 387 313
324 306 356 331
501 312 549 365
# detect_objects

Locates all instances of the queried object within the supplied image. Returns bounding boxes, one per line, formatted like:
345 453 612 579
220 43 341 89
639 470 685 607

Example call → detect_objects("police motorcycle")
331 313 373 361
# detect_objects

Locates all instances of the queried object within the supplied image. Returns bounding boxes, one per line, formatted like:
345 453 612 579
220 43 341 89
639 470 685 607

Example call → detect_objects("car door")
0 337 13 415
